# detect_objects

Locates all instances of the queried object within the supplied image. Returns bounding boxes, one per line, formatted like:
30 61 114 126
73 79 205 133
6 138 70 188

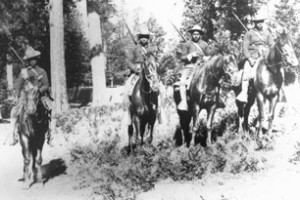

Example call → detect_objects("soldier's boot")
177 85 188 111
236 79 249 103
4 118 18 146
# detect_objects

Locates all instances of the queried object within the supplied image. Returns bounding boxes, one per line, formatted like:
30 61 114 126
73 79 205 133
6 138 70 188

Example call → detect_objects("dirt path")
137 84 300 200
1 84 300 200
0 122 90 200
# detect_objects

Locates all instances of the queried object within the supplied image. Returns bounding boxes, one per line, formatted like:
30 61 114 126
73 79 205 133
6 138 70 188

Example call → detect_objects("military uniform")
236 17 273 103
124 44 157 96
5 46 52 146
123 27 159 125
11 66 49 118
177 25 213 111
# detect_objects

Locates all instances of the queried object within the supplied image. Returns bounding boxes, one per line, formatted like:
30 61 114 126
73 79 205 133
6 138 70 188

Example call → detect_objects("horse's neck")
205 56 223 86
266 43 283 69
140 70 150 91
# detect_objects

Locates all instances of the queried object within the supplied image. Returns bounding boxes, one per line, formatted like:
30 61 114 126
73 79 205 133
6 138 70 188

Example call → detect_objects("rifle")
170 21 188 43
1 25 27 66
122 17 137 45
232 12 248 32
9 45 26 66
232 12 266 46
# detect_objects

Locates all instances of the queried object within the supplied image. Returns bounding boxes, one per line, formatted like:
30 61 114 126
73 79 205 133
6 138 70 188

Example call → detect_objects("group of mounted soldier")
1 12 294 149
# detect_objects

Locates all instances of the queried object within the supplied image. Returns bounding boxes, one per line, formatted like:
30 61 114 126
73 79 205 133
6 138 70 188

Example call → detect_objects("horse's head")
142 52 160 92
24 81 40 115
276 27 299 67
221 54 239 84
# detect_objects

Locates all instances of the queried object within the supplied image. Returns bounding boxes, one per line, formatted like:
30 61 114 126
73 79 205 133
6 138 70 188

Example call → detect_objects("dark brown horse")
174 53 238 147
236 28 298 138
18 81 49 187
128 52 160 153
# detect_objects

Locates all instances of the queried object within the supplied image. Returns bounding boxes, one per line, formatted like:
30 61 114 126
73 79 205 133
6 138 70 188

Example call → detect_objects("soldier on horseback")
5 46 52 146
236 14 273 103
177 25 213 111
124 27 157 125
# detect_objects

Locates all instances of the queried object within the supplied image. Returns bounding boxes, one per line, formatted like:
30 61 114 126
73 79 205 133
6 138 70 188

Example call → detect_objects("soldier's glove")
187 52 198 61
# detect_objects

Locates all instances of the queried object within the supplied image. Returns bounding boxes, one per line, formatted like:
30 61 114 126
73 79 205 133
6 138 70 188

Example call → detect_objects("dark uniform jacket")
125 44 157 74
15 65 49 97
180 40 213 64
243 28 273 59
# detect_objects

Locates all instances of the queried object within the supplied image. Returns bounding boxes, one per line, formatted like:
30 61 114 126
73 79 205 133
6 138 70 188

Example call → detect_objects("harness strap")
28 67 44 80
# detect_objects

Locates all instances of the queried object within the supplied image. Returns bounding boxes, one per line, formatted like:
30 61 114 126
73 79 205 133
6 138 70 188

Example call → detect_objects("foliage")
54 100 268 199
181 0 263 41
268 0 300 83
64 5 91 87
146 16 167 59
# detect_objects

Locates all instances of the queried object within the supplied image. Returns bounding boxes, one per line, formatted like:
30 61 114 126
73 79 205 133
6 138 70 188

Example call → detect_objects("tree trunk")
49 0 69 116
75 0 89 39
88 12 107 107
6 63 13 90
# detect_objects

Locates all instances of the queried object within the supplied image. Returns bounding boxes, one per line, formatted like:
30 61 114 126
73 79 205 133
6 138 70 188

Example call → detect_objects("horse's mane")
265 32 288 70
192 54 224 92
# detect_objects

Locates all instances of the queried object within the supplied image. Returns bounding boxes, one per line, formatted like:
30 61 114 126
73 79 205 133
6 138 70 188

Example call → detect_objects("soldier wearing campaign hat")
236 13 273 103
4 46 52 146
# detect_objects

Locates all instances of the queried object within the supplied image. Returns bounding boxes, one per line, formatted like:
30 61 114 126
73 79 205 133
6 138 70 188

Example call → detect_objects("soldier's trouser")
124 73 140 126
4 92 26 145
237 59 256 103
178 64 195 111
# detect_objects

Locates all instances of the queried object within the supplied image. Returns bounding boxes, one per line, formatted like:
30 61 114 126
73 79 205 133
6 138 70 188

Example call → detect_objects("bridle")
24 82 40 115
140 54 159 94
207 54 238 83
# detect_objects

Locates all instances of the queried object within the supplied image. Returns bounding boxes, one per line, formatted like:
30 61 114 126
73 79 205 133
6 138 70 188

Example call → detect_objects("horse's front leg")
35 148 43 183
191 103 200 147
256 92 265 138
147 123 154 145
128 124 134 154
236 101 245 134
267 94 279 135
206 104 217 146
20 134 33 187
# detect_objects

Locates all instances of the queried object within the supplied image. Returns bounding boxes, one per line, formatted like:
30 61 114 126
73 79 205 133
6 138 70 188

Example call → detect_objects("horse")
174 53 238 147
235 28 299 138
128 52 160 153
18 81 49 187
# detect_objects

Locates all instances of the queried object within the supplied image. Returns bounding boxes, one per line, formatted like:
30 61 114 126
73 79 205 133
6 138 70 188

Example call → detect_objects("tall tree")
88 12 107 106
49 0 69 115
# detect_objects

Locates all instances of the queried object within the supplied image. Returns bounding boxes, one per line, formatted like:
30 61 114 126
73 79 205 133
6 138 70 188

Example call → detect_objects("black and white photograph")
1 0 300 199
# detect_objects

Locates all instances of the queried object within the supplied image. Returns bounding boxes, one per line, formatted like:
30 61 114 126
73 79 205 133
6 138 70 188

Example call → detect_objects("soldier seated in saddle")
4 46 53 146
123 27 158 125
176 25 224 111
236 14 273 103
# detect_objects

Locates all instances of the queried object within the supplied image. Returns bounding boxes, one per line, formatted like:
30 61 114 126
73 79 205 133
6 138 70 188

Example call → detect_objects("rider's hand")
187 53 193 61
187 52 198 61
